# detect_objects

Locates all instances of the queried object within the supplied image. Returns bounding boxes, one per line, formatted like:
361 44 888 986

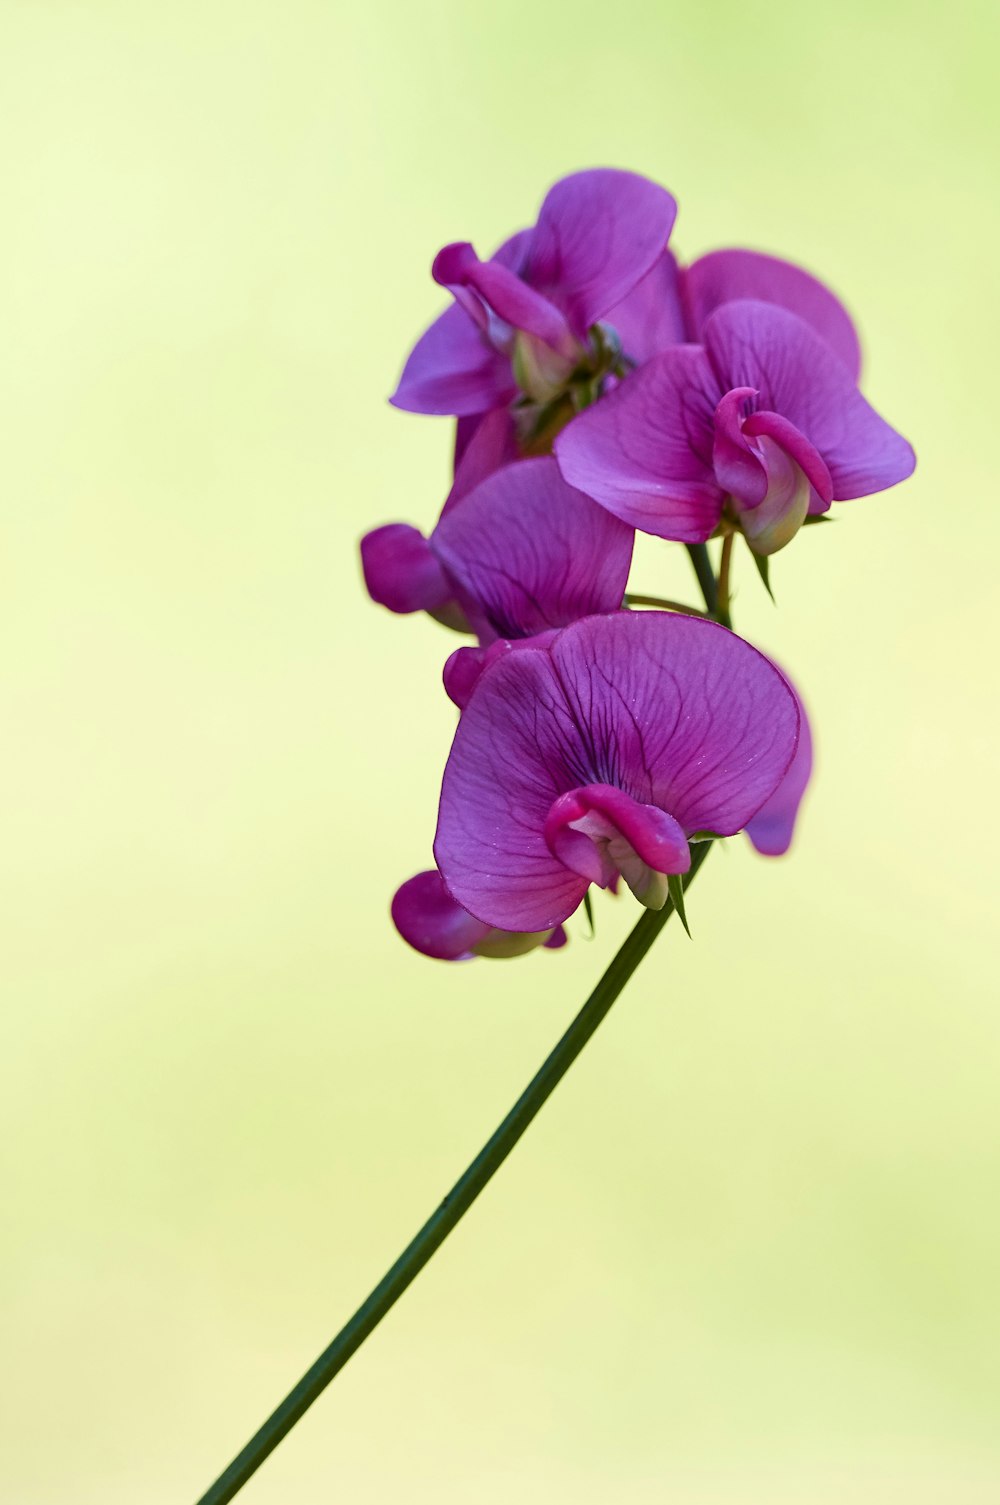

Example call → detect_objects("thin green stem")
685 542 719 618
716 534 734 630
625 593 708 618
194 843 713 1505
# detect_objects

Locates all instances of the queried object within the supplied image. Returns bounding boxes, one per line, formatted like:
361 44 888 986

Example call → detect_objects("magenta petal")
434 241 577 357
432 457 633 641
434 645 591 931
360 524 452 615
712 387 767 508
443 633 560 710
601 250 686 364
444 408 520 513
703 301 916 500
434 613 799 932
392 870 494 960
554 347 724 542
391 302 515 417
745 681 813 856
742 410 833 503
545 785 690 904
683 248 861 378
548 615 800 837
525 169 678 337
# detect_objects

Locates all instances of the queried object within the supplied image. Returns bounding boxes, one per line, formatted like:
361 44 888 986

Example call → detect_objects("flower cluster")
363 169 914 960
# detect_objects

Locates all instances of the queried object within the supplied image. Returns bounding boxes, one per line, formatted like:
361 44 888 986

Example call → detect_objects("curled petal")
712 387 767 508
554 347 724 542
683 248 861 377
392 870 562 961
703 301 915 500
434 242 578 358
443 634 560 710
544 784 690 909
525 169 678 336
360 524 452 615
392 870 493 959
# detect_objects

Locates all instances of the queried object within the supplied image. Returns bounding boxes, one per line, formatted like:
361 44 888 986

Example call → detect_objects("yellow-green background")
1 2 997 1500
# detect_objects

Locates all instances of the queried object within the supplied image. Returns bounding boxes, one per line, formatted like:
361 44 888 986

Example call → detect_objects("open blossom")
554 298 915 554
390 169 678 421
392 869 567 961
360 457 633 661
434 612 800 933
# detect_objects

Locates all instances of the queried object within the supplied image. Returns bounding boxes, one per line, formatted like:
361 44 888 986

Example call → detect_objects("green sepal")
802 513 835 525
667 871 691 938
750 548 775 603
582 890 596 940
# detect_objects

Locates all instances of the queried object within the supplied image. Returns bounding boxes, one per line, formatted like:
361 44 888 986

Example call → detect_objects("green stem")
194 842 713 1505
685 542 719 618
624 593 708 618
716 534 734 630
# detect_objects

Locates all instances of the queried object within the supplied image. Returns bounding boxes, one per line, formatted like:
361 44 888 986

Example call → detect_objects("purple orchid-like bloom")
360 458 634 679
434 611 800 933
392 869 567 961
390 169 678 422
554 299 915 554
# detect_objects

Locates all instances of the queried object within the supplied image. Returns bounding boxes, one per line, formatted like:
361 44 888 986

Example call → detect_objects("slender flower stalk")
716 532 735 628
685 541 720 618
624 592 708 616
195 843 713 1505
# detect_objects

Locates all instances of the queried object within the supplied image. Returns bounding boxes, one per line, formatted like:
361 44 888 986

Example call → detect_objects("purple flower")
554 299 915 554
390 170 678 418
434 612 800 932
679 247 861 375
392 870 567 961
360 457 633 663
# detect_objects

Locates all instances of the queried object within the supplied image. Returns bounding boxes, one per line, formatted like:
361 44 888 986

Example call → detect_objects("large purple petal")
390 302 515 417
434 645 590 931
432 457 633 641
554 347 724 541
682 248 861 378
548 614 800 838
598 250 686 364
434 613 799 931
524 169 678 337
703 301 916 499
745 676 813 856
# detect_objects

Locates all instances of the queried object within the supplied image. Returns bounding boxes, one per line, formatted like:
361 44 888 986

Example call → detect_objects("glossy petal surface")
683 248 861 376
435 613 799 931
525 169 678 336
360 524 452 615
432 457 633 641
703 301 915 499
554 346 724 541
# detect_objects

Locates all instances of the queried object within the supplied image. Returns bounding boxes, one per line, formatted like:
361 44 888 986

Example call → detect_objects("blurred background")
1 2 998 1501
